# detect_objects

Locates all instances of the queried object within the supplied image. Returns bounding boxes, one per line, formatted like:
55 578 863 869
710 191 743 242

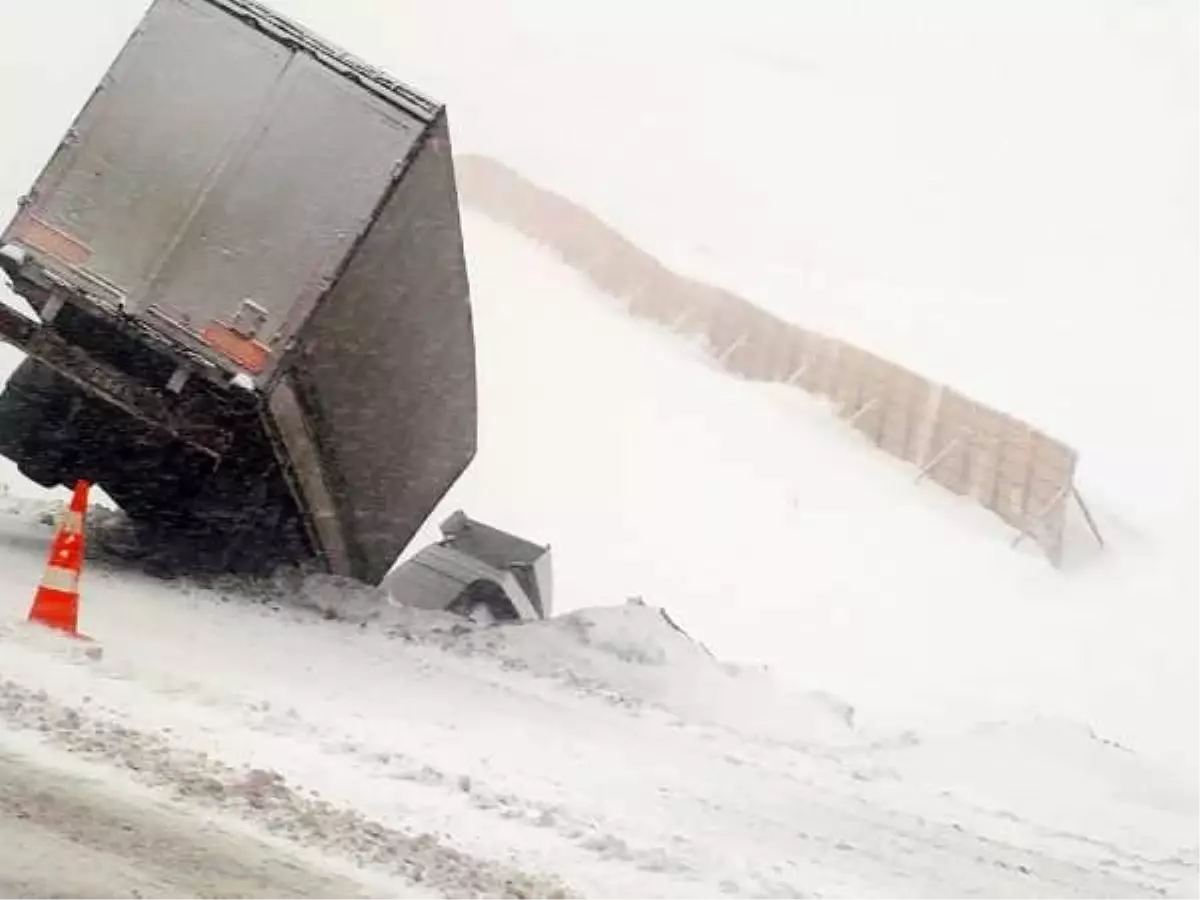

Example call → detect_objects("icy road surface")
0 743 376 899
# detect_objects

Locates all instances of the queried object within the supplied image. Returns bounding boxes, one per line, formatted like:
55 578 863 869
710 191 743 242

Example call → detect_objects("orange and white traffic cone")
28 480 90 637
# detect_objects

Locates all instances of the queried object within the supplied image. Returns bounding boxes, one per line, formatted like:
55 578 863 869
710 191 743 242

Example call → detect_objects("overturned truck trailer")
0 0 543 616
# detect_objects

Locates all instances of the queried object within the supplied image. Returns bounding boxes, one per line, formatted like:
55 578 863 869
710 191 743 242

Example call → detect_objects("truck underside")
0 270 311 575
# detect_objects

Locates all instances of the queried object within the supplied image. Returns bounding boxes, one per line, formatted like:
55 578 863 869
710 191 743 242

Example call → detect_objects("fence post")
911 382 945 471
716 333 748 367
844 398 879 429
915 432 965 484
669 308 694 332
785 363 809 387
1072 486 1105 549
1011 482 1069 550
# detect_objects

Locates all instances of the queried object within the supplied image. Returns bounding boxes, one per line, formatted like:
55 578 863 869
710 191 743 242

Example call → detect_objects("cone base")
25 620 92 642
28 586 80 637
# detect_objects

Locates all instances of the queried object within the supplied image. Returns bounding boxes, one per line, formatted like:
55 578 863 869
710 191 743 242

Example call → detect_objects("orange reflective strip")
201 323 269 374
9 213 92 267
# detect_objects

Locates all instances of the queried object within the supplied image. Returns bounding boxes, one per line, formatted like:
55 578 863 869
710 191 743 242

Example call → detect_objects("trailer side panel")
285 114 475 583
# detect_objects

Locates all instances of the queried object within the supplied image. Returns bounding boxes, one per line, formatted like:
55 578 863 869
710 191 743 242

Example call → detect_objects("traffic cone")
28 480 89 637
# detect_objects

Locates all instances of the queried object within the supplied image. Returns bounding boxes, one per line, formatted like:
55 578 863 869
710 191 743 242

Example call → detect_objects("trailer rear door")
136 50 421 379
5 0 290 304
5 0 422 382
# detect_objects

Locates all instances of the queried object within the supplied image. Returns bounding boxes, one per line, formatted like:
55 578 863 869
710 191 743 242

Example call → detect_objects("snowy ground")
285 0 1195 778
0 498 1195 897
0 212 1196 894
0 741 380 898
0 1 1196 897
409 214 1199 783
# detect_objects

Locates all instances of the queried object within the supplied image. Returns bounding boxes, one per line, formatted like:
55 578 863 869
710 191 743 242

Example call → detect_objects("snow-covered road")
0 743 376 899
0 495 1193 898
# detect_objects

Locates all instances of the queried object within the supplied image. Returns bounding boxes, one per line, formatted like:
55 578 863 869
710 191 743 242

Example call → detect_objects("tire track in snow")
2 662 1171 900
0 747 375 899
0 676 575 899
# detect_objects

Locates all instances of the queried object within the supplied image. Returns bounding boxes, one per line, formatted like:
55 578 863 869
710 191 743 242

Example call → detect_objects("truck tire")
0 358 79 487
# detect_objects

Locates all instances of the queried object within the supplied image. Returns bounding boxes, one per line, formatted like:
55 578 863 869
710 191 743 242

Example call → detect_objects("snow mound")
206 570 860 749
427 600 858 747
535 600 714 668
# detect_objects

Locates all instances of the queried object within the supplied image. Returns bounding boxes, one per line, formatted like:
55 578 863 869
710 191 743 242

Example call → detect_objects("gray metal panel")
265 376 352 576
138 51 422 372
529 551 554 618
288 113 475 584
439 510 546 570
492 571 541 621
204 0 441 121
1 0 431 385
439 510 551 616
386 551 469 612
387 544 494 612
5 0 290 300
387 545 540 621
